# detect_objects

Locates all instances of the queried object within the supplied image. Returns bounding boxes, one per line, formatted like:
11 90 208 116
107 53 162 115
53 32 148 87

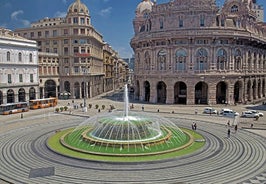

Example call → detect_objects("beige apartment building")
15 0 128 100
131 0 266 105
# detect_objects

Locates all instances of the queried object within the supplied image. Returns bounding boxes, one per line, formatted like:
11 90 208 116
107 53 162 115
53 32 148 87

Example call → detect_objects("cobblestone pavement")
0 94 265 184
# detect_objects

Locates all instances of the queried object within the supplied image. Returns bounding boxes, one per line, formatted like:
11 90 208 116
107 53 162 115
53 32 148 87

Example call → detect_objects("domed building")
131 0 266 105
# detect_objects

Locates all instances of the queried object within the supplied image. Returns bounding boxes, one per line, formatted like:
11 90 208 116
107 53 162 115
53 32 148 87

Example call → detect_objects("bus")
0 102 29 115
29 98 58 109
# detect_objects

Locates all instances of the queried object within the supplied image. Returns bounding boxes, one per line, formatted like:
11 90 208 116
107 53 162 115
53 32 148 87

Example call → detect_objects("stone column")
166 85 174 104
186 83 195 105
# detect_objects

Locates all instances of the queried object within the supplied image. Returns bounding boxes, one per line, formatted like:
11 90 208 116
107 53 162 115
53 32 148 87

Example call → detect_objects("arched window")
159 18 164 29
144 52 151 70
195 48 208 71
234 49 242 70
217 49 227 70
29 53 33 62
175 49 187 71
7 51 10 61
231 5 238 12
179 15 184 28
200 15 205 27
157 50 166 71
18 52 22 62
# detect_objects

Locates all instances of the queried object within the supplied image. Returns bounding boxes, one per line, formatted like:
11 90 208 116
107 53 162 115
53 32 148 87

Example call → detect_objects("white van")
220 108 239 117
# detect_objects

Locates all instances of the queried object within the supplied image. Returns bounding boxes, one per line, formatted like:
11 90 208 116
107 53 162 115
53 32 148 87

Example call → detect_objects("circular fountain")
48 85 204 161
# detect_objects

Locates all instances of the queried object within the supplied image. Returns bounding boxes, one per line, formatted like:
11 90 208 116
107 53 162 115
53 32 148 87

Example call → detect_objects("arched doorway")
144 81 150 102
157 81 167 104
7 89 15 103
252 80 257 100
64 81 71 93
195 82 208 104
262 79 265 97
234 81 242 103
0 91 3 104
74 82 80 99
18 88 26 102
45 80 57 98
135 81 140 100
216 81 227 104
247 80 251 101
29 87 36 100
174 82 187 104
258 79 261 98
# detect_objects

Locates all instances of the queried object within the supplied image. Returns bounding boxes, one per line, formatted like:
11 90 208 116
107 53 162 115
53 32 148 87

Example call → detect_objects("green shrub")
102 105 105 110
55 107 59 112
64 106 68 111
95 104 99 109
60 106 64 112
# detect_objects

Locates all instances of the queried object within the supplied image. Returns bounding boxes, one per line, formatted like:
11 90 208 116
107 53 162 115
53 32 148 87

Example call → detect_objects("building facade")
0 28 39 104
131 0 266 105
38 52 60 98
15 0 106 100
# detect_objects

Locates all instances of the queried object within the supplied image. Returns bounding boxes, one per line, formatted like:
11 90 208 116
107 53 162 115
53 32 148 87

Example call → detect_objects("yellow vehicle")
0 102 29 115
29 98 57 109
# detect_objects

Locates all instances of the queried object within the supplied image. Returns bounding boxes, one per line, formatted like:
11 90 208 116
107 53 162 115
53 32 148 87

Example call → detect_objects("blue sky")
0 0 266 58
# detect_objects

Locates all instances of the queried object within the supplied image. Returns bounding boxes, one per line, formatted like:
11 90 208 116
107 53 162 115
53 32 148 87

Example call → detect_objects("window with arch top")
195 48 208 71
157 50 166 71
175 49 187 71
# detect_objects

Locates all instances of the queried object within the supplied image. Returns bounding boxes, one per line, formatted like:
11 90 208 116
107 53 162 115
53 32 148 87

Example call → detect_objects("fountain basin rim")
59 128 195 157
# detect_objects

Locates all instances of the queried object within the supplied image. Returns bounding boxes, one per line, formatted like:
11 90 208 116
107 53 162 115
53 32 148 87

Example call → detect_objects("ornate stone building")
38 52 60 98
15 0 105 99
0 28 39 104
131 0 266 105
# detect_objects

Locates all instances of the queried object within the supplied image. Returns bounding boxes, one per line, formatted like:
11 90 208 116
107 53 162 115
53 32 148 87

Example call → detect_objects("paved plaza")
0 93 265 184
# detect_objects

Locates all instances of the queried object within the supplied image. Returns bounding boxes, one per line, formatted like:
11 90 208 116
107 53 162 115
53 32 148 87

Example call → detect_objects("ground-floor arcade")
0 86 39 105
134 76 266 105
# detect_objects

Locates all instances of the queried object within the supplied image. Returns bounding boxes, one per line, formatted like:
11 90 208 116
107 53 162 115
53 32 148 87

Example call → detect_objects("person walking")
227 128 231 138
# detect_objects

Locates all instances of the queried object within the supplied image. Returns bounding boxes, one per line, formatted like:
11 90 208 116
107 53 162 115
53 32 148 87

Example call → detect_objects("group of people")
227 120 238 138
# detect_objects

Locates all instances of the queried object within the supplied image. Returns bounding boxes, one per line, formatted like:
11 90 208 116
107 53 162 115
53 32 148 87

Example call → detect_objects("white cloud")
10 10 31 27
11 10 24 20
98 7 112 17
21 20 30 27
54 11 67 18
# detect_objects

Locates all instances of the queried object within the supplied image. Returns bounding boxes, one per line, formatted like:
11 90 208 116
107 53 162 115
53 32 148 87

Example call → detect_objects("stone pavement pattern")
0 107 265 184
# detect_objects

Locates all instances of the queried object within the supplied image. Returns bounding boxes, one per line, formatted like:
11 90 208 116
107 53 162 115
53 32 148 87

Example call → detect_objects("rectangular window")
80 29 85 34
53 40 57 45
73 17 78 24
64 39 69 44
74 57 79 63
38 31 42 37
179 20 183 28
73 29 79 35
74 66 79 73
8 74 12 83
80 18 85 24
45 31 49 37
64 47 69 55
53 30 57 37
53 48 57 53
30 74 34 82
64 67 69 74
30 32 34 38
63 29 68 35
73 47 79 53
19 74 23 82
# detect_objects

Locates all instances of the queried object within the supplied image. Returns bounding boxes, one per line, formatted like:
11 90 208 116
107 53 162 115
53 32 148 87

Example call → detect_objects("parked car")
249 110 264 117
203 107 217 114
220 108 239 117
241 111 259 118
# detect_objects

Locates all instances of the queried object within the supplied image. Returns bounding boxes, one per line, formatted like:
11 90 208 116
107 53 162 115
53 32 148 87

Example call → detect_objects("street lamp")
83 69 88 112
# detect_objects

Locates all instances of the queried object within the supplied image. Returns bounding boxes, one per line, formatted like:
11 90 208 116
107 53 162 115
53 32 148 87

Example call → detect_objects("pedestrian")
250 123 254 128
192 122 195 130
142 105 144 111
194 122 197 130
234 125 238 133
157 109 160 113
227 128 231 138
227 120 230 127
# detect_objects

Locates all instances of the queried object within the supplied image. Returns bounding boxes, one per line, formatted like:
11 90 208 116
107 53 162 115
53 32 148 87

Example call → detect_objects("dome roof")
68 0 89 15
136 0 154 16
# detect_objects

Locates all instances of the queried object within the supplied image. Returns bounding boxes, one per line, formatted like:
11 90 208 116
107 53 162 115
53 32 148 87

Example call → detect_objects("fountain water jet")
60 84 192 156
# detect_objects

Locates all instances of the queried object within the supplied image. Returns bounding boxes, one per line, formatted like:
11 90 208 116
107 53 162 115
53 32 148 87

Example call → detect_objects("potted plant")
55 107 59 113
